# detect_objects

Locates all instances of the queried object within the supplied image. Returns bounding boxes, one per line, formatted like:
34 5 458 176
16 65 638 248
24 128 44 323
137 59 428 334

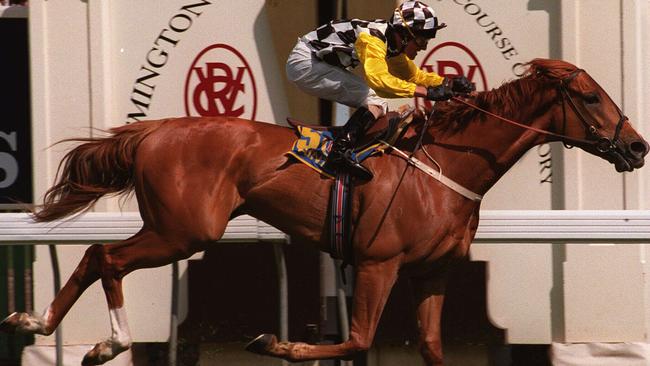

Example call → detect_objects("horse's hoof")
0 312 19 333
81 343 105 366
245 333 277 355
81 340 126 366
0 312 47 335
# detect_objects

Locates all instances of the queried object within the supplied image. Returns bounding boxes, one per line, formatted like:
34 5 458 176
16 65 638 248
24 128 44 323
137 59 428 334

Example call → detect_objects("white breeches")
285 39 388 116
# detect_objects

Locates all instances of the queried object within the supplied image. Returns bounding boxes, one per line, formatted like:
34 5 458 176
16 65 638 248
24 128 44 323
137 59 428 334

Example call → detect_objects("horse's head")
532 59 648 172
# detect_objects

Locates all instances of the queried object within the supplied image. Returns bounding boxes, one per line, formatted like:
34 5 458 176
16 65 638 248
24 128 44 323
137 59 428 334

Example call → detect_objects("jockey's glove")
426 79 454 101
450 76 475 94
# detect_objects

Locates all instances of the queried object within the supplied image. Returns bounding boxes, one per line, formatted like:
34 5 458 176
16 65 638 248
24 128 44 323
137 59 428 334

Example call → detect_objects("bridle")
451 69 628 155
557 69 626 153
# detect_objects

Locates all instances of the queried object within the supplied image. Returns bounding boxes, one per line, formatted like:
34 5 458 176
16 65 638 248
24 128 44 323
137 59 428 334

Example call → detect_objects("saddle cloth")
285 106 415 178
286 126 381 178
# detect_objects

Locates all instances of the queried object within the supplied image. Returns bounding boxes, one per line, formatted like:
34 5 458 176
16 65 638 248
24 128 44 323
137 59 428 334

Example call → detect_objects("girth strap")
329 173 353 261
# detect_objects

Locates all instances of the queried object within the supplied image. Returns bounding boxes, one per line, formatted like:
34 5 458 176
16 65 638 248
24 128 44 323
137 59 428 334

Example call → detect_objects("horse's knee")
420 339 443 365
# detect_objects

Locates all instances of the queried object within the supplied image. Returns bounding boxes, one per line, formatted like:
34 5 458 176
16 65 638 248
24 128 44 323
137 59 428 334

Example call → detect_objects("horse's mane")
429 59 591 132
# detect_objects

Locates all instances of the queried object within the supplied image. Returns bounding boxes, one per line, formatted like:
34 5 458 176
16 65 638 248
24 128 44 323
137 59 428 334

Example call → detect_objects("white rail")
1 210 649 245
0 213 286 244
474 210 650 242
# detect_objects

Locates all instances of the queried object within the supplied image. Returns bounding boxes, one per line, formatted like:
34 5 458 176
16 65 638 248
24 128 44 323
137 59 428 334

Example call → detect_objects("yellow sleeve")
387 54 445 87
355 32 417 98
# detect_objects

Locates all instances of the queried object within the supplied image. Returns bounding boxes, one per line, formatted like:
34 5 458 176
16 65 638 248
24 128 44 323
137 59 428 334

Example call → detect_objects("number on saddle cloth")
285 124 382 178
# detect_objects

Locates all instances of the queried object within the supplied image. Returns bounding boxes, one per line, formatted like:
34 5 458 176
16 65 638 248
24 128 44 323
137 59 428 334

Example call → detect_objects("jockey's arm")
387 53 445 90
356 33 444 99
355 32 425 98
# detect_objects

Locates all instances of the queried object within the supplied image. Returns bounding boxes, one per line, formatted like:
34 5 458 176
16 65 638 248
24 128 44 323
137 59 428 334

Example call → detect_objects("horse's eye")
584 93 600 104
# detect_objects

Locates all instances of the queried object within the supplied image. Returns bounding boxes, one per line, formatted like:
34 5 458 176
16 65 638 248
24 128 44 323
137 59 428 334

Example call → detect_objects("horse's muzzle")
612 139 648 172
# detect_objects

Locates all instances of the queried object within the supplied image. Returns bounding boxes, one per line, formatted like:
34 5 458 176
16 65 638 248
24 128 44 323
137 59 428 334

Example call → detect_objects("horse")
1 59 647 365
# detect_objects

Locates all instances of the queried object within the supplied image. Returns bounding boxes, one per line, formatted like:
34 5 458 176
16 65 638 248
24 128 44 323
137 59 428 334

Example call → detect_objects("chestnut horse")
1 59 648 365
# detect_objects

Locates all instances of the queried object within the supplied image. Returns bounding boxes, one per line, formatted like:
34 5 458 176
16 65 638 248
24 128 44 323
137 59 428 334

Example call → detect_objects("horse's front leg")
247 259 400 362
410 269 449 366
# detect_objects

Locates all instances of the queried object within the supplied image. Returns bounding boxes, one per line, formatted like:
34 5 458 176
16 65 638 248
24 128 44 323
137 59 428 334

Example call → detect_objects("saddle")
287 104 416 150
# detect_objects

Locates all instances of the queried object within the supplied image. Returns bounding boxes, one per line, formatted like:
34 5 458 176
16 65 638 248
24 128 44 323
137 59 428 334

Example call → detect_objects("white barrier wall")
556 0 650 349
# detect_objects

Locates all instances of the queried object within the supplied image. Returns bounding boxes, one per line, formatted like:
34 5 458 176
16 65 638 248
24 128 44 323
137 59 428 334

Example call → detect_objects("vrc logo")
417 41 487 109
184 44 257 119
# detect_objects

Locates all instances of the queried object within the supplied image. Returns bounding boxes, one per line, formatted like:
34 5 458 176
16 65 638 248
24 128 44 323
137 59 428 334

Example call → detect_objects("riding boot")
327 108 376 180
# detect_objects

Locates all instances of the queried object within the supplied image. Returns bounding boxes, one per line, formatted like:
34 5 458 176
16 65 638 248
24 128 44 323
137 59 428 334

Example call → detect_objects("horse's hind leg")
0 241 110 335
246 259 400 362
0 228 202 365
81 229 203 365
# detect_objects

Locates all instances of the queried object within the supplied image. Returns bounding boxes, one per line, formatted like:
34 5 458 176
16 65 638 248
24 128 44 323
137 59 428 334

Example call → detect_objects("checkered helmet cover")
390 1 446 39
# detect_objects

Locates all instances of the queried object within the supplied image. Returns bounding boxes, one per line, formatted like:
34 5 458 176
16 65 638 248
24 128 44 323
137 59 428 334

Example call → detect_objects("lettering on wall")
0 132 19 189
443 0 528 77
126 0 213 123
538 144 552 183
1 121 32 206
432 0 552 184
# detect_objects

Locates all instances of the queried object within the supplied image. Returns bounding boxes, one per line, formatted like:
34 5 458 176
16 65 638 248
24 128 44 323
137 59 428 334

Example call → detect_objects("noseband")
452 69 628 154
558 69 627 153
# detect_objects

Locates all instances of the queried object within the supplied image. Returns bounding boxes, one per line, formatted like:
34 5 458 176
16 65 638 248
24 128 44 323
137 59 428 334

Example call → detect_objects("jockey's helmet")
390 1 446 39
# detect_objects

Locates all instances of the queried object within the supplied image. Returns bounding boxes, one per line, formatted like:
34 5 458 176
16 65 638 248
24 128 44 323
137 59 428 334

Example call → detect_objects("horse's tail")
33 121 162 222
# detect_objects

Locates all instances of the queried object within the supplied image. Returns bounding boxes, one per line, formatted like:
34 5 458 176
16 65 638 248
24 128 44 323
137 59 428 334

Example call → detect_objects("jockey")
286 0 474 180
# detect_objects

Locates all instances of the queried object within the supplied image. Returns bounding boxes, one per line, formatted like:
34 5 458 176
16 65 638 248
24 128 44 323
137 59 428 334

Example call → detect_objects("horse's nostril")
629 141 649 158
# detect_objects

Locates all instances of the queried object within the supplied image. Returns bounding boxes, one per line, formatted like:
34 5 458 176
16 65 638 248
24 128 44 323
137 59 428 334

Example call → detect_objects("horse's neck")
426 89 555 196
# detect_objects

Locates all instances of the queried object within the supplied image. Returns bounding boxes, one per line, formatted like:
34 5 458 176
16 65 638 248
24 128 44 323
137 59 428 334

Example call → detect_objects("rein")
387 68 626 202
450 69 627 153
452 96 591 147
